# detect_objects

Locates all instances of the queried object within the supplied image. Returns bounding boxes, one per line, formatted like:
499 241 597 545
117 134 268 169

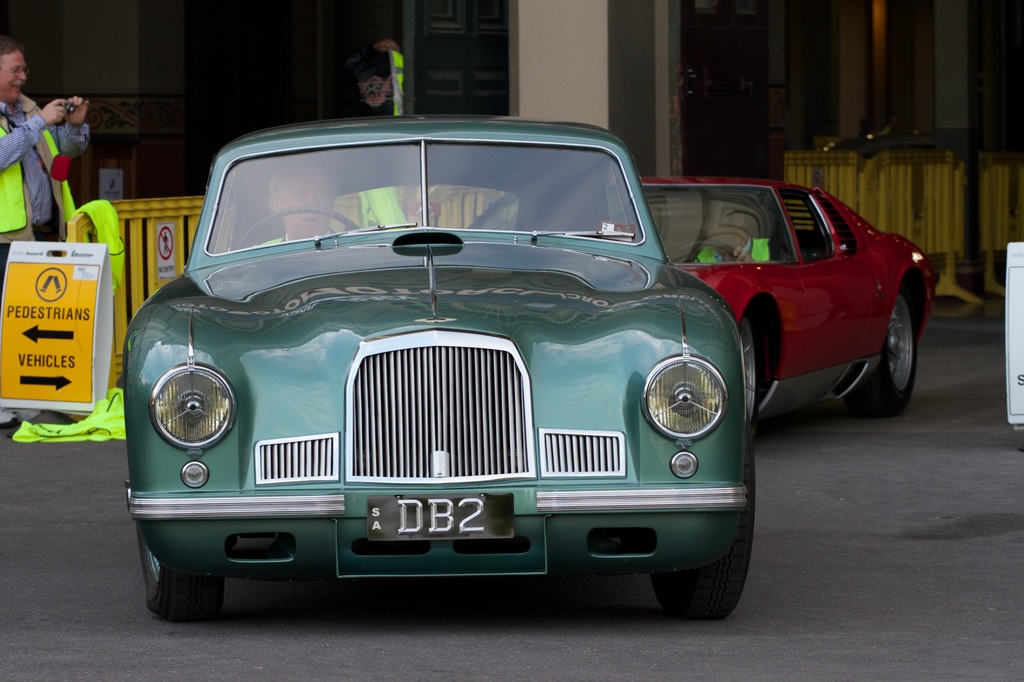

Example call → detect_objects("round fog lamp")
181 460 210 488
670 451 699 479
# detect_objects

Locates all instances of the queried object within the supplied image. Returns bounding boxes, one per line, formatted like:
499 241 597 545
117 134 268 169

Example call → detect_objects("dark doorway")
184 1 292 194
183 1 509 194
678 0 769 177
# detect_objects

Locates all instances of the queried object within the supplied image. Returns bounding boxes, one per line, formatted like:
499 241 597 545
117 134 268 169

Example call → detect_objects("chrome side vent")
255 433 340 485
817 194 859 254
347 331 535 483
539 429 626 477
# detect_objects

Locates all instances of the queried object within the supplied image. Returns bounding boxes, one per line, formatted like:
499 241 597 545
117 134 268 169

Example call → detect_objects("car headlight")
643 355 727 439
150 364 236 450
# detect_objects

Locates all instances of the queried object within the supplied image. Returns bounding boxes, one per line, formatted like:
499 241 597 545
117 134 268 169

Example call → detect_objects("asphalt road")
0 307 1020 681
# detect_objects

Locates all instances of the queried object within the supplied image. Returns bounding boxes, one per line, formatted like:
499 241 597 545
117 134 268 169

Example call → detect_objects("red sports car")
643 177 935 424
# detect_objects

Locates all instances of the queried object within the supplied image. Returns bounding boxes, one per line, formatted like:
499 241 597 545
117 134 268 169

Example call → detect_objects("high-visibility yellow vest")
360 187 406 226
12 388 125 443
390 50 404 115
0 127 76 234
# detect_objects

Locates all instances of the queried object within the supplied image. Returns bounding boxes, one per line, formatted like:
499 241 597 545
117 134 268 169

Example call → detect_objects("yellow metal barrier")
978 152 1024 296
869 149 981 304
68 196 204 382
785 149 983 305
784 150 867 215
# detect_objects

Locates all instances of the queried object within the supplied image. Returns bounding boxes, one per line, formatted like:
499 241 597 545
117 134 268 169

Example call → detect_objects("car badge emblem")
431 450 451 478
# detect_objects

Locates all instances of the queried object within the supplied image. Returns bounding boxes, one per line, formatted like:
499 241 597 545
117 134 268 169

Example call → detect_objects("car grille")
255 433 340 484
539 429 626 477
347 332 535 483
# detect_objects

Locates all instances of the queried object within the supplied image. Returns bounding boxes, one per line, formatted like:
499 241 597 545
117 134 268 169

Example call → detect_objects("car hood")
146 244 719 332
126 240 734 363
195 239 656 302
123 242 739 455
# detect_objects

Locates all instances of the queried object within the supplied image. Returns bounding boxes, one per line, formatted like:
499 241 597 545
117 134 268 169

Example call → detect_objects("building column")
934 0 982 292
510 0 662 175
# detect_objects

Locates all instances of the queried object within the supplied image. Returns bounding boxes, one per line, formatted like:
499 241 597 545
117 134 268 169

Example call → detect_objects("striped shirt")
0 98 89 226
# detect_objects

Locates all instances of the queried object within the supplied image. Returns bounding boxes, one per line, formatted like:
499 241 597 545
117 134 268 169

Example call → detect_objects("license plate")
367 493 514 541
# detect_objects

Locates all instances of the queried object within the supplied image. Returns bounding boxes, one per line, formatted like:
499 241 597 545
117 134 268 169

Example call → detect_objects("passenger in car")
696 208 769 263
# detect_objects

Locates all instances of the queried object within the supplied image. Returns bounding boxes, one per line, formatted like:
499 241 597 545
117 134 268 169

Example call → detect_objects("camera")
62 102 75 115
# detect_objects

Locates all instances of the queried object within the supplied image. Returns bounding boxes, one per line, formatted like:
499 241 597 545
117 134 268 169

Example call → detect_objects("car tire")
136 524 224 622
650 425 755 619
843 285 917 418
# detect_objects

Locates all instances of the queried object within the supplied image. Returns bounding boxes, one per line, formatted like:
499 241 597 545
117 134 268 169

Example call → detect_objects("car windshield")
207 142 640 254
645 185 797 264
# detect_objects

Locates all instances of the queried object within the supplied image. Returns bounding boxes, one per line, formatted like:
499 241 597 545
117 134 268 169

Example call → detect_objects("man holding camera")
0 34 90 428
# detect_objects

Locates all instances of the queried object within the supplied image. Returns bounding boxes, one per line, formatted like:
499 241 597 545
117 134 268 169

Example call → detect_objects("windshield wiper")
529 222 636 244
360 221 420 232
314 222 420 248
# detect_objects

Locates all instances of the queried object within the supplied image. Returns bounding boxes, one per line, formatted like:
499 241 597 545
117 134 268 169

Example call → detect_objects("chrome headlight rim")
149 363 237 450
643 354 728 440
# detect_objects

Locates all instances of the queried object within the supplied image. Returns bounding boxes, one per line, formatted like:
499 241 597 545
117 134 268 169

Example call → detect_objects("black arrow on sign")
22 325 75 343
20 375 72 390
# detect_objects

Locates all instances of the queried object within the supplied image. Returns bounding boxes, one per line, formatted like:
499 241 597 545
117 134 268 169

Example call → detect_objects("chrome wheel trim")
143 543 161 585
739 317 757 423
887 295 914 390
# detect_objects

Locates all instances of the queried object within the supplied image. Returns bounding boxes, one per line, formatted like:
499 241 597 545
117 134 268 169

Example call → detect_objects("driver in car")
266 166 337 241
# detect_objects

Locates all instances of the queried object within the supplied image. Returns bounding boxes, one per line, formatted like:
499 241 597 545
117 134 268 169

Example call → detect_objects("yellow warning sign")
1 261 99 403
2 242 111 414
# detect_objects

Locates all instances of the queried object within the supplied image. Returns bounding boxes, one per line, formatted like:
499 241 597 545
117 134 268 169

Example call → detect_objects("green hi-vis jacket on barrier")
73 199 125 291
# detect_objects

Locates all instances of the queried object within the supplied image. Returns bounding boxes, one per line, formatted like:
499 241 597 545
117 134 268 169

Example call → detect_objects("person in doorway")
0 34 91 428
344 38 404 116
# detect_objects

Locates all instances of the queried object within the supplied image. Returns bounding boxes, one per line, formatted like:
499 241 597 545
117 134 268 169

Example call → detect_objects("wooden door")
410 0 509 115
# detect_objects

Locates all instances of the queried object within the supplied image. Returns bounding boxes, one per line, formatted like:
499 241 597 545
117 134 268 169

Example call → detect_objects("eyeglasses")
0 66 28 76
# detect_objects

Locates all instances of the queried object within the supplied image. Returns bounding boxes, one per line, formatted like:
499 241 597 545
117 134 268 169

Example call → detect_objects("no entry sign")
156 221 176 280
1 242 113 413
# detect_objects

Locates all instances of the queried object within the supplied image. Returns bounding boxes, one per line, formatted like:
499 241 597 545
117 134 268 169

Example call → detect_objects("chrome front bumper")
127 488 347 520
126 485 746 521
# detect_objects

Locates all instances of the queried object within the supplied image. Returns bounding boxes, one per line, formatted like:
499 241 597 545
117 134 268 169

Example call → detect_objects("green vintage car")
124 117 753 621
